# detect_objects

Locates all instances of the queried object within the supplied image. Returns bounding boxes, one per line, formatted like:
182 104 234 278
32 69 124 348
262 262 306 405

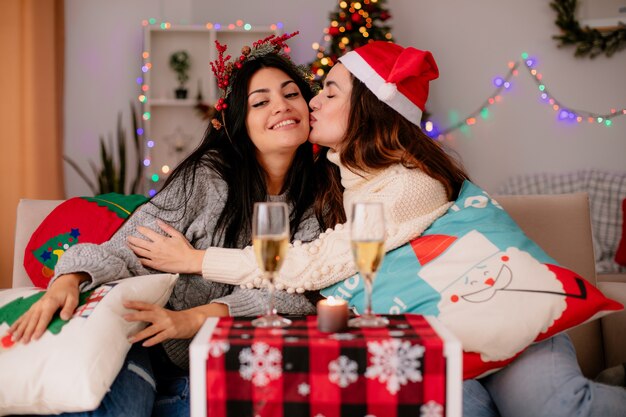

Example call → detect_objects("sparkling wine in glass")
348 201 389 328
251 202 292 328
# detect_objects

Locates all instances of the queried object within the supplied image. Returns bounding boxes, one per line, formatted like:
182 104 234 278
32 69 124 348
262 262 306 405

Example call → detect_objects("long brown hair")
155 54 327 247
345 76 468 197
315 71 469 223
313 147 346 225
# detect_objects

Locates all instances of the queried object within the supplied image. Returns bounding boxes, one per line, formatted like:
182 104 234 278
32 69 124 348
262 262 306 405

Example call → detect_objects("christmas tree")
309 0 393 81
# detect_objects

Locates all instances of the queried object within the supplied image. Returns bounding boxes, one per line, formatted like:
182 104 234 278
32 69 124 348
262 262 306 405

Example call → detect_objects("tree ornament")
308 0 394 83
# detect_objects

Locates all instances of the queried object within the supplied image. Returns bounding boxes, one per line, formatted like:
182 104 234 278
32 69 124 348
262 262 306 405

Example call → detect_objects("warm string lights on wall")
424 52 625 140
138 18 283 32
136 19 284 196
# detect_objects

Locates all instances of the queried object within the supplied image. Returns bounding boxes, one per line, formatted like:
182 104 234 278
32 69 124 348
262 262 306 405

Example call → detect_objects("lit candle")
317 296 349 333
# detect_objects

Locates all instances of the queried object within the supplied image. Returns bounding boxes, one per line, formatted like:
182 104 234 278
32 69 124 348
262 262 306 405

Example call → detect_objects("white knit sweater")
202 150 452 292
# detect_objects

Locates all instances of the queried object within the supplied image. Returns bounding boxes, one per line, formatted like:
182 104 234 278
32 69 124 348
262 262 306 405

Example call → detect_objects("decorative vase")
175 87 188 99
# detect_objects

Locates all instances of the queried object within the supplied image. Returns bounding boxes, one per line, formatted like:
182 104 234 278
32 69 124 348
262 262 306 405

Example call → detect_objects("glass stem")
266 273 276 316
363 273 373 316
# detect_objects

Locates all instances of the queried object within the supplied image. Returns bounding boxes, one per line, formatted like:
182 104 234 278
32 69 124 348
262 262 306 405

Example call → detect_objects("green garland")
551 0 626 58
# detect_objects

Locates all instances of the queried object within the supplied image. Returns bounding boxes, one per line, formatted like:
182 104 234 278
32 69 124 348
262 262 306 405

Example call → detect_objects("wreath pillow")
23 193 148 288
321 181 623 379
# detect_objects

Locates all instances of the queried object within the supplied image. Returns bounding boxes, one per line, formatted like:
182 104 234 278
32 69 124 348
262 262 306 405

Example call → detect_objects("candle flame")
325 296 346 305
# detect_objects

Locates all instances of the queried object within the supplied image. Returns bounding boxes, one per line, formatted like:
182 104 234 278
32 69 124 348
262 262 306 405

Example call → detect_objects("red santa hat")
338 41 439 127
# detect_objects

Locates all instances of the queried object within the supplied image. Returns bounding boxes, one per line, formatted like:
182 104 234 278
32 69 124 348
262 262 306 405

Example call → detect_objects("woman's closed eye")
251 100 269 108
251 92 300 108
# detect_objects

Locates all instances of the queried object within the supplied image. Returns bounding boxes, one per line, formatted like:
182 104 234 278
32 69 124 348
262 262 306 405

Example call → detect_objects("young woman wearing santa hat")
302 41 626 417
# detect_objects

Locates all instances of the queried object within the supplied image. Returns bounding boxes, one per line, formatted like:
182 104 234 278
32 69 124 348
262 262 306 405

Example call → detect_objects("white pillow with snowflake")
0 273 177 415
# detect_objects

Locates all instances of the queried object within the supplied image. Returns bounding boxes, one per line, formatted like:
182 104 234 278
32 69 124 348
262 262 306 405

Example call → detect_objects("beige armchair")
11 194 626 379
497 192 626 378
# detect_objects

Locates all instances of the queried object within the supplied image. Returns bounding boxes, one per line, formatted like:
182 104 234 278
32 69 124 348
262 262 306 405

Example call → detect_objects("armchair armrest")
597 279 626 368
12 199 63 288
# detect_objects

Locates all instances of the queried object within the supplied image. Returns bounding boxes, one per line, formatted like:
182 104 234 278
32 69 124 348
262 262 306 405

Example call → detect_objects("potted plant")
64 103 144 195
170 50 191 99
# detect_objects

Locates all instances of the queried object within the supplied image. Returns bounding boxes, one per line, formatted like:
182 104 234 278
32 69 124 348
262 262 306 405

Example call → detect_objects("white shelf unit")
141 25 279 195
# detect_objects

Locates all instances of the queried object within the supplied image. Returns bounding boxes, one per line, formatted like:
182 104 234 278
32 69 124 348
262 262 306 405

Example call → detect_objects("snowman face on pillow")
443 253 514 304
321 180 624 379
419 231 568 361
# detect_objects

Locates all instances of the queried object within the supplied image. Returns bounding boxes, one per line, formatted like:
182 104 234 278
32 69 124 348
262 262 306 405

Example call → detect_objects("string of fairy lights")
424 52 625 139
134 19 624 195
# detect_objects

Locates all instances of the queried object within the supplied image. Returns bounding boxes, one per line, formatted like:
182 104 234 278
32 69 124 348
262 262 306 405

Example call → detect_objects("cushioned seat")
496 192 625 378
10 195 626 379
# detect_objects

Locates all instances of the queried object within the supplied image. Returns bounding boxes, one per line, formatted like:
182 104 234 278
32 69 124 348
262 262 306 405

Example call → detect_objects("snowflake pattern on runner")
297 382 310 396
365 339 425 394
239 342 282 387
208 340 230 358
328 355 359 388
420 400 443 417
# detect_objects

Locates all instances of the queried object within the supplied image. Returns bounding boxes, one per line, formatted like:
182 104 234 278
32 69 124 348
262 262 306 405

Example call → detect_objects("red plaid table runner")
191 314 454 417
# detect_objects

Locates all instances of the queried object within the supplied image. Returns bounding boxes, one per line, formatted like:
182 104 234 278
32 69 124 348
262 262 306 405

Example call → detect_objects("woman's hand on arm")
124 301 229 346
127 220 205 274
9 272 89 343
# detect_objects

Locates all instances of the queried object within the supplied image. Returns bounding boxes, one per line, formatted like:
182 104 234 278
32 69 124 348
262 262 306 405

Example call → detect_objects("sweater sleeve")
52 166 227 291
211 286 316 317
202 167 452 291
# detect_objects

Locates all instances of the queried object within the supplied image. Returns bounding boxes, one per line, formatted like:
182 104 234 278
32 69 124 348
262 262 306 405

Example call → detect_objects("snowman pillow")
321 180 623 379
0 273 177 415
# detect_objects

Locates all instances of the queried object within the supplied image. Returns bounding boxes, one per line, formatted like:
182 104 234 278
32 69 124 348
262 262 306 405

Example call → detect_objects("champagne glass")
251 202 292 328
348 202 389 328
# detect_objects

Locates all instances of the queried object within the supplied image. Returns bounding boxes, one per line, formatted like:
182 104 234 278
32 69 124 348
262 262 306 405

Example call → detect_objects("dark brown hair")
315 70 469 223
313 147 346 226
155 54 328 247
342 78 468 197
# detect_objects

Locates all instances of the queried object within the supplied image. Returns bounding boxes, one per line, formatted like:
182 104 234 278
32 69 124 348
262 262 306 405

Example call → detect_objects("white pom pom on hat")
377 82 398 101
338 41 439 127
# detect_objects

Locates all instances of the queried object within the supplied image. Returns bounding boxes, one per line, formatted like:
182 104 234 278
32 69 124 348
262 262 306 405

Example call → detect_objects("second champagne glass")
251 202 292 328
348 202 389 328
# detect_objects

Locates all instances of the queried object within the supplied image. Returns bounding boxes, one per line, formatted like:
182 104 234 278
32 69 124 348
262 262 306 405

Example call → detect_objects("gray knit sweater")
53 156 320 369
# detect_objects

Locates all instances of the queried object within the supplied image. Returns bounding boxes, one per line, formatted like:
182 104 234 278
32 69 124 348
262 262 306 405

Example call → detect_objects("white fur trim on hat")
339 51 423 126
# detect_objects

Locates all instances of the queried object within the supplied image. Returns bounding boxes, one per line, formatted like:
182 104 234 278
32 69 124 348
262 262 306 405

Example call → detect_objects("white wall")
64 0 626 196
391 0 626 191
64 0 336 197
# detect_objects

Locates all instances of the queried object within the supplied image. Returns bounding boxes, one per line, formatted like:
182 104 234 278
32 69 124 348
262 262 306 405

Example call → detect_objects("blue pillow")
321 181 622 378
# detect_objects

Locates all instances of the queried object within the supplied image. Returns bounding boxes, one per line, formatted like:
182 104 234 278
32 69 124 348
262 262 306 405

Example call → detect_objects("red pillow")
24 193 147 288
615 199 626 266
